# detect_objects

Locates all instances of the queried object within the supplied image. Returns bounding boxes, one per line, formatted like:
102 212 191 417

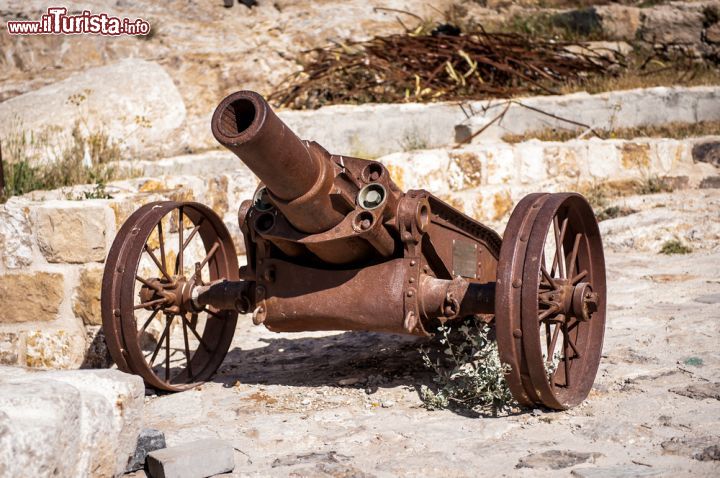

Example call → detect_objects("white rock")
146 439 234 478
0 204 33 269
0 59 187 160
0 379 82 478
0 367 145 478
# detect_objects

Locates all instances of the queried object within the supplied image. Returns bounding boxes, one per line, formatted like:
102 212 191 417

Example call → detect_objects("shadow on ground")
213 331 433 391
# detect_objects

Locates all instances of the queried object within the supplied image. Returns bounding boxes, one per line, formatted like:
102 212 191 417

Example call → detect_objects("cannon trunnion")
102 91 606 409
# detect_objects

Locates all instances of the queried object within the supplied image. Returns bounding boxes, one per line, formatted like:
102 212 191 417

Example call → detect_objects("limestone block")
639 5 705 44
515 141 547 185
147 439 235 478
25 328 86 369
0 368 145 478
476 144 516 185
223 214 246 255
0 204 33 269
586 140 623 180
596 5 641 40
0 271 64 323
73 264 104 326
0 59 187 159
694 88 720 122
706 23 720 44
544 141 588 181
447 150 483 190
207 175 229 216
0 332 25 365
0 379 83 478
378 150 451 192
43 369 145 475
33 201 109 263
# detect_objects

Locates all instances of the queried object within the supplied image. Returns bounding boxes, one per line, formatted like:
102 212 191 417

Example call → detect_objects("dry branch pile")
269 30 624 109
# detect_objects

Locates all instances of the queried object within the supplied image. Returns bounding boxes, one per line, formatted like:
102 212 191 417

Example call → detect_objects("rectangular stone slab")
146 439 234 478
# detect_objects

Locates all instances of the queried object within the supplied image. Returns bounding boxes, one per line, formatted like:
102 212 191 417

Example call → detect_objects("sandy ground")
134 243 720 477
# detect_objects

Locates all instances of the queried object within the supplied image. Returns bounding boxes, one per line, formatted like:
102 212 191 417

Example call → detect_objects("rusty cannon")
102 91 606 409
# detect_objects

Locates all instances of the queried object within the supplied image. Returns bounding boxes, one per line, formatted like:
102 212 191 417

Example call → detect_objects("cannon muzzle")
211 91 343 233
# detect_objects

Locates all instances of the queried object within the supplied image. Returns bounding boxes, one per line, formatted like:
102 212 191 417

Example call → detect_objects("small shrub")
1 120 124 203
582 182 610 214
71 181 113 200
419 318 515 416
596 205 637 222
659 239 692 255
636 175 673 195
400 130 428 151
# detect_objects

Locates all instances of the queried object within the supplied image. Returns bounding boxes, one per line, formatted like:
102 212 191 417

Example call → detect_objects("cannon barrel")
211 91 343 233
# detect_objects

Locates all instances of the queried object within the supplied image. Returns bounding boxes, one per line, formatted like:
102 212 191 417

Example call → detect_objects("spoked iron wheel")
102 201 239 391
496 193 606 410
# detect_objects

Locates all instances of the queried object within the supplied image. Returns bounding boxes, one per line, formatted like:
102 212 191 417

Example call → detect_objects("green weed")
659 239 692 255
419 319 515 416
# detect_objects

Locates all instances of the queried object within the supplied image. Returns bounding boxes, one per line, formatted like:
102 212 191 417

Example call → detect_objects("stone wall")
379 136 720 227
0 170 256 369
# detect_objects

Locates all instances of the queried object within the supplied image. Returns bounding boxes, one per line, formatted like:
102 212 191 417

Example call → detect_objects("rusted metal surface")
101 201 243 391
495 193 606 409
102 90 606 409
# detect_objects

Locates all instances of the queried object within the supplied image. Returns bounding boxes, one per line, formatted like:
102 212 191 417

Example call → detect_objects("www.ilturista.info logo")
6 7 150 36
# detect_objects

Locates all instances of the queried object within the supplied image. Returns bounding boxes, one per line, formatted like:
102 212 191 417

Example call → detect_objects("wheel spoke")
540 265 556 288
566 332 581 359
545 321 551 352
547 318 562 360
176 206 184 276
182 218 205 253
135 275 163 293
538 305 559 322
562 322 571 388
183 314 212 352
552 216 568 278
158 221 167 276
138 309 160 338
149 316 172 366
165 316 171 381
571 270 588 284
566 233 582 278
182 315 193 380
144 245 173 282
198 242 220 271
134 298 167 310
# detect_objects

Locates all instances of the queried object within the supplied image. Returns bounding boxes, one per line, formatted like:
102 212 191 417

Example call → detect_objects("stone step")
0 367 144 478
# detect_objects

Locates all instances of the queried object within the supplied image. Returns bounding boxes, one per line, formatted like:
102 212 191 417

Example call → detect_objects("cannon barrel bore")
211 91 319 201
212 91 343 233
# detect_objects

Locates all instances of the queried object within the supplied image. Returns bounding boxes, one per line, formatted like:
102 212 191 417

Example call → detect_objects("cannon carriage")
102 91 605 409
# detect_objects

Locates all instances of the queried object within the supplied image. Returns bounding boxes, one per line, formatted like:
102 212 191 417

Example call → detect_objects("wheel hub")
572 282 598 322
546 280 597 323
139 276 195 316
